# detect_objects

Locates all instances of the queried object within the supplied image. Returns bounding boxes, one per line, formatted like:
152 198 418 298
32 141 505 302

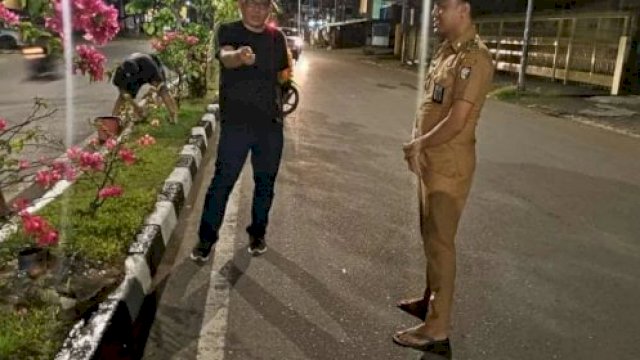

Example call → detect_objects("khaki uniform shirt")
415 26 494 180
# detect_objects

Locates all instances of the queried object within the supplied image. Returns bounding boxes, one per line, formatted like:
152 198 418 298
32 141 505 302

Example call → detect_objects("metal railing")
398 11 638 95
476 11 638 95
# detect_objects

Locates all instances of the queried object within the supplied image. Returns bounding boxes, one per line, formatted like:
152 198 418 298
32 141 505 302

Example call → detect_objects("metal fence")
476 11 638 94
398 11 638 95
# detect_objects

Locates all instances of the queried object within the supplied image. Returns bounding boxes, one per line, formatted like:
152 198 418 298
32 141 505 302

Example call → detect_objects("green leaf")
9 139 24 152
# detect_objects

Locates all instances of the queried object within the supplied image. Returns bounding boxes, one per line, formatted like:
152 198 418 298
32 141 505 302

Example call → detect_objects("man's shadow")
226 248 452 359
220 248 357 359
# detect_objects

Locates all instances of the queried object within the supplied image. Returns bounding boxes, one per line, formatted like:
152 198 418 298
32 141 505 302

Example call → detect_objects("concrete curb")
53 102 220 360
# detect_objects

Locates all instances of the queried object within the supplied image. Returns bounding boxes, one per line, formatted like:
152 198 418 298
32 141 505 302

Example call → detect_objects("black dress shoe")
420 347 452 360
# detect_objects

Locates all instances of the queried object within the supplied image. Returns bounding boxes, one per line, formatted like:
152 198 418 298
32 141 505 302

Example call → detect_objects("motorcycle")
22 46 59 80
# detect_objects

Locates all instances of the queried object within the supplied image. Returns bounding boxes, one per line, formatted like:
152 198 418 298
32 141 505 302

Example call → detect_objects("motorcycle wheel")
282 85 299 116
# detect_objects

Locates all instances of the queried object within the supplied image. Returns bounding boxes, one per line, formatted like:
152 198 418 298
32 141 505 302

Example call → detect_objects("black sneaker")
190 239 215 262
248 235 267 256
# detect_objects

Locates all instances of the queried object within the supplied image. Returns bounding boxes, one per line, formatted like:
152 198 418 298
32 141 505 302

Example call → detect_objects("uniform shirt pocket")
431 70 455 108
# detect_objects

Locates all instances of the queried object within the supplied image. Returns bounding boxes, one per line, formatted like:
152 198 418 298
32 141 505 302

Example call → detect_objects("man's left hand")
403 138 421 159
405 154 421 175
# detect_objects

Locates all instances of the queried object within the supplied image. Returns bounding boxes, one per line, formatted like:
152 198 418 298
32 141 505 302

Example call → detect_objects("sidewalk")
354 48 640 138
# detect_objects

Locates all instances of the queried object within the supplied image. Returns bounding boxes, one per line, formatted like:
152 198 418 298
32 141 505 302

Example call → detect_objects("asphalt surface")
142 49 640 360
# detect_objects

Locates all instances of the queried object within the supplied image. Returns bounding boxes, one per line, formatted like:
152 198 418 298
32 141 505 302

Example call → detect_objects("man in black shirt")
191 0 289 261
111 52 178 123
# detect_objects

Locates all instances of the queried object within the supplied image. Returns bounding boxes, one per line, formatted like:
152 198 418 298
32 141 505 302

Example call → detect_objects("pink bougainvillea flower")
64 166 78 181
44 15 62 35
137 134 156 147
151 39 165 52
18 160 30 170
46 0 120 46
12 198 30 213
38 230 59 247
185 36 200 45
0 3 20 26
66 146 82 160
20 213 59 247
81 4 120 45
23 217 57 246
35 169 58 189
74 45 107 82
118 148 136 166
51 161 77 181
0 117 7 132
105 137 117 150
163 31 179 43
37 156 50 166
185 36 199 45
78 151 105 171
21 214 46 235
98 185 123 199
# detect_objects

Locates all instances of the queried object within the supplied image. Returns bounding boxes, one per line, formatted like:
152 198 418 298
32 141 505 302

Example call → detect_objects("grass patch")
0 305 67 360
489 85 526 101
0 96 210 359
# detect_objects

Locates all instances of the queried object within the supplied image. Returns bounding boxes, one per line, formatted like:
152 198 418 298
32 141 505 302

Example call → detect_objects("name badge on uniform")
432 84 445 104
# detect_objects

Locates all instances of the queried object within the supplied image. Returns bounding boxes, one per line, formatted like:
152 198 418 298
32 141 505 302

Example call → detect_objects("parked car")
279 27 303 61
0 27 22 50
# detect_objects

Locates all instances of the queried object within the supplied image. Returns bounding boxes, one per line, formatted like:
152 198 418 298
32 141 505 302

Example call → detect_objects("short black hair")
122 60 138 75
457 0 478 18
435 0 475 13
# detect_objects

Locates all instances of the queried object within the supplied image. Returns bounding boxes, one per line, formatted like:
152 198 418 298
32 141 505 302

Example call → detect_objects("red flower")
20 213 59 247
105 137 117 150
74 45 107 82
18 160 30 170
118 148 136 166
46 0 120 46
151 39 166 52
98 185 123 199
35 169 61 189
66 146 82 160
80 151 105 171
22 214 45 235
185 36 199 45
0 117 7 131
0 3 20 26
38 230 59 247
51 161 77 181
12 198 30 213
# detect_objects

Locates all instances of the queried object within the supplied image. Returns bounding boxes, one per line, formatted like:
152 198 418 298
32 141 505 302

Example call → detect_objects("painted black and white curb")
54 103 219 360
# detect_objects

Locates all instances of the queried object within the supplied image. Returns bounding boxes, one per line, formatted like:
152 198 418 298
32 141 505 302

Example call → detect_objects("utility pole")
400 0 408 63
517 0 534 92
298 0 302 33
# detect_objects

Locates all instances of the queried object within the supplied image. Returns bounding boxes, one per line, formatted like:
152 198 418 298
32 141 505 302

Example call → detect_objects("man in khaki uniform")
393 0 494 352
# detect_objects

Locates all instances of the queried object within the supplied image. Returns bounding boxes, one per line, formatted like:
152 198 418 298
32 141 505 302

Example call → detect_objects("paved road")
142 49 640 360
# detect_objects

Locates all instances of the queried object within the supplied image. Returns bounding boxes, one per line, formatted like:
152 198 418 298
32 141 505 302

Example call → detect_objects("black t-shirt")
217 21 289 123
113 53 164 97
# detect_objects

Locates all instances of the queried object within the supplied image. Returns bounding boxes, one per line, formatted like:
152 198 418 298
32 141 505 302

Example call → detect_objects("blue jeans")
198 121 284 243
